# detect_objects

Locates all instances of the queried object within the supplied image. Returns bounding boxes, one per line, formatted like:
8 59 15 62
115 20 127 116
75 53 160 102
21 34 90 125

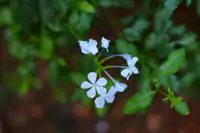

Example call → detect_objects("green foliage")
123 90 156 114
158 48 185 76
77 1 95 13
1 0 198 116
115 38 137 56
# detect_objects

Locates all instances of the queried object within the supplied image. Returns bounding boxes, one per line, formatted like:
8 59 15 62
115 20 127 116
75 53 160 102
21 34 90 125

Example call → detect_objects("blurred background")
1 0 200 133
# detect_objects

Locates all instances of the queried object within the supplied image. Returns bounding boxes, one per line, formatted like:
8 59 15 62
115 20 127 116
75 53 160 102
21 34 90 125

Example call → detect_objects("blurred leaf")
164 0 180 12
95 0 120 7
76 13 93 35
0 7 13 25
186 0 192 6
69 72 86 86
176 33 196 46
68 10 79 27
48 19 64 32
49 60 59 87
123 18 150 42
52 0 70 14
171 98 190 115
115 38 137 56
197 0 200 16
16 0 36 34
158 48 185 76
39 34 54 60
77 1 95 13
94 0 133 8
139 77 151 91
154 8 172 33
180 72 195 88
123 90 156 114
19 80 30 95
39 0 55 24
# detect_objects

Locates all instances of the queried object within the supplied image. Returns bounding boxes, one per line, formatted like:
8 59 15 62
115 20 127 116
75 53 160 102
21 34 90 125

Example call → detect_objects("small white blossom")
101 37 110 52
95 86 117 108
115 82 127 92
79 39 98 55
81 72 107 98
120 54 132 61
121 57 139 80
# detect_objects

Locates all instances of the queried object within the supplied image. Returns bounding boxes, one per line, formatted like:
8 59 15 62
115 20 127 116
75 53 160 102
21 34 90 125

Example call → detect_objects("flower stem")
103 70 116 83
103 65 128 70
100 55 123 64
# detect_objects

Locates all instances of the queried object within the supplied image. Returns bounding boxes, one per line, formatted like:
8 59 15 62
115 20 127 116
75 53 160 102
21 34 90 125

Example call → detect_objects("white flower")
120 54 132 61
79 39 98 55
81 72 107 98
115 82 127 92
95 86 117 108
121 57 139 80
101 37 110 52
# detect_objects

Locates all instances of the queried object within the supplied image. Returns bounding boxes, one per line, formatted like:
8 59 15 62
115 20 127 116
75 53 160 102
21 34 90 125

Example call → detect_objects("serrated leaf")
158 48 185 76
123 90 156 114
77 1 95 13
115 38 137 56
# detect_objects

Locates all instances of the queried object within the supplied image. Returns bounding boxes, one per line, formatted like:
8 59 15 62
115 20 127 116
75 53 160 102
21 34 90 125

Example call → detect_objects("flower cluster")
79 37 139 108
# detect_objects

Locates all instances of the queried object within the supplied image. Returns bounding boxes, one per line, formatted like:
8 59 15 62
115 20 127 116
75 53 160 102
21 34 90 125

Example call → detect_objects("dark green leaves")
158 48 185 76
115 38 137 56
122 18 150 42
123 90 156 114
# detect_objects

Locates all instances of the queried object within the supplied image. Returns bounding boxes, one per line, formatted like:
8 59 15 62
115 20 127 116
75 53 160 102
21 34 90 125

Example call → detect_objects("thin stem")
103 70 116 83
100 54 124 64
103 65 128 70
155 86 168 97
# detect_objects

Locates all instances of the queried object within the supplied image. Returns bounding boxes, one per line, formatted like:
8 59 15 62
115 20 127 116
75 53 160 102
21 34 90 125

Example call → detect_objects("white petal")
81 81 93 89
95 96 105 108
96 77 107 86
80 47 90 54
107 86 117 96
88 45 98 55
87 87 96 98
121 54 132 61
88 72 97 84
128 57 138 67
121 69 130 78
115 82 127 92
88 39 97 47
79 41 90 54
131 66 139 74
101 37 110 49
105 95 115 103
96 86 107 96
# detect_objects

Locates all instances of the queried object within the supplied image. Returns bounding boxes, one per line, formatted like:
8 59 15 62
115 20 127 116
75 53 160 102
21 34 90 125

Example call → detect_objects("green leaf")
171 98 190 115
0 7 13 25
123 90 156 114
158 48 185 76
123 18 150 42
176 33 196 46
39 34 54 60
77 1 95 13
186 0 192 7
115 38 137 56
69 72 86 86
